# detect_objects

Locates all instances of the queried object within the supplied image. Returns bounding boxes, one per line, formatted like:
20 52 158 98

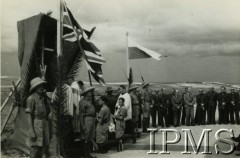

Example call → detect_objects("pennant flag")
63 2 106 85
128 38 161 60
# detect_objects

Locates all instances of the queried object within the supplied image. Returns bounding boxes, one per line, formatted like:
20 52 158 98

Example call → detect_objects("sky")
1 0 240 83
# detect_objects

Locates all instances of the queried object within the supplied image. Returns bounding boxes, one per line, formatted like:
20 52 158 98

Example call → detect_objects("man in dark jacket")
195 89 207 125
206 87 218 124
228 88 239 124
158 88 169 127
217 86 229 124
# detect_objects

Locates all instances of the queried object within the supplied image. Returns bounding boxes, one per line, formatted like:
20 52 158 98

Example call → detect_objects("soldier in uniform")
136 89 143 128
113 98 128 151
228 88 240 124
79 87 96 158
141 82 151 133
206 87 218 124
181 87 188 125
158 88 169 127
167 88 175 126
96 96 111 153
150 89 158 128
171 89 182 127
128 85 140 143
26 77 52 158
105 87 117 115
217 86 229 124
195 89 207 125
183 87 195 126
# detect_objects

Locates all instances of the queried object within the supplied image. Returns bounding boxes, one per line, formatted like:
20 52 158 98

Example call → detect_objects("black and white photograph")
1 0 240 157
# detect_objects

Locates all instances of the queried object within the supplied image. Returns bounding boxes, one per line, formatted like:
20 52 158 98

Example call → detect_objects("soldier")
182 87 189 125
26 77 52 158
206 87 218 124
79 87 96 158
136 88 143 128
228 88 240 124
158 88 169 127
167 88 175 126
217 86 229 124
115 85 132 136
183 87 195 126
105 87 117 114
128 85 140 143
171 89 183 127
195 89 207 125
141 82 151 133
150 89 158 128
113 98 128 151
96 96 111 153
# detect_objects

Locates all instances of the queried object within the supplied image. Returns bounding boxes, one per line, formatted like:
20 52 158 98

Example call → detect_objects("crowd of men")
25 76 240 158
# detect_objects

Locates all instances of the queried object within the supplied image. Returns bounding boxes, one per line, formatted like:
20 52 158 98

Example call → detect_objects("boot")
119 139 123 151
142 118 147 133
83 141 96 158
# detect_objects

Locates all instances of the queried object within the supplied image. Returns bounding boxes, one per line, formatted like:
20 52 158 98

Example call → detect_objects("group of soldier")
25 76 240 158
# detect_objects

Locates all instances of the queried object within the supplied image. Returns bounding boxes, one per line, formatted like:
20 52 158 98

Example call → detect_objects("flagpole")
88 70 93 87
126 32 130 85
56 0 63 157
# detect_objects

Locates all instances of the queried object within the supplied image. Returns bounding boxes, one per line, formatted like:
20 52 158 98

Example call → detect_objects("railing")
1 79 21 135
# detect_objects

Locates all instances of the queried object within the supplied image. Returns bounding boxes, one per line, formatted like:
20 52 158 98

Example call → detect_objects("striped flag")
62 2 106 85
128 38 161 60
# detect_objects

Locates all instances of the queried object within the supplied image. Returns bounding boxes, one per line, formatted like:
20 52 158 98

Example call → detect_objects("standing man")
96 96 111 153
171 89 183 127
136 88 143 128
181 87 188 125
141 82 151 133
150 89 158 128
105 87 117 115
72 80 85 141
184 87 195 126
217 86 229 124
115 85 132 136
128 85 140 143
79 87 96 158
228 88 239 124
206 87 218 124
167 88 175 126
26 77 52 158
158 88 169 127
195 89 207 125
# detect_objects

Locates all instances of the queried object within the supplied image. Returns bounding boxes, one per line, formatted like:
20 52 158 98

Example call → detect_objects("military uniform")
217 92 229 124
150 93 158 127
167 92 174 126
115 107 128 139
141 90 151 132
158 93 169 127
130 92 140 124
195 93 207 125
106 95 117 115
171 94 182 127
96 105 111 144
79 98 96 140
137 92 143 128
228 91 239 124
184 92 195 126
206 90 218 124
26 93 51 158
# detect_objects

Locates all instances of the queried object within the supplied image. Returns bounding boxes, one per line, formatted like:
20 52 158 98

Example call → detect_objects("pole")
88 70 93 87
126 32 130 80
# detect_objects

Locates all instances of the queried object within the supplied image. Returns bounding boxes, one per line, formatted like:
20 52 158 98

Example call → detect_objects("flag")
62 2 106 85
128 38 161 60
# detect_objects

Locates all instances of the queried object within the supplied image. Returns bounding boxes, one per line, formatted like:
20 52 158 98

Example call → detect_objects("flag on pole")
128 38 161 60
62 1 106 85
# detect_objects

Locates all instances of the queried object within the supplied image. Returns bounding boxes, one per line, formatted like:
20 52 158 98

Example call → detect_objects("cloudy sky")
1 0 240 83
